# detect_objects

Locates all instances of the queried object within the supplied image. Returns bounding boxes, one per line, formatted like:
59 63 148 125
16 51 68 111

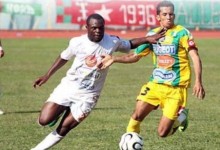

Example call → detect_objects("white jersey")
60 34 131 96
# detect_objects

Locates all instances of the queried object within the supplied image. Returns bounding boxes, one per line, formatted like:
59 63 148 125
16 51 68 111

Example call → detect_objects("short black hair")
86 13 105 25
156 1 174 15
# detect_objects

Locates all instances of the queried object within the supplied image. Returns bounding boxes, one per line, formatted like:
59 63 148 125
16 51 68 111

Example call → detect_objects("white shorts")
47 78 99 122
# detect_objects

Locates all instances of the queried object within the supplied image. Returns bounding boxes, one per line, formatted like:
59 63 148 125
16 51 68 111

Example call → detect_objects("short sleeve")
180 29 198 51
134 44 151 57
116 39 131 53
60 38 77 60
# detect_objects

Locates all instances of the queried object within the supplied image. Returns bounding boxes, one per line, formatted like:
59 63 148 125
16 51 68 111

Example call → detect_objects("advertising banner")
56 0 159 26
0 1 42 16
0 0 219 30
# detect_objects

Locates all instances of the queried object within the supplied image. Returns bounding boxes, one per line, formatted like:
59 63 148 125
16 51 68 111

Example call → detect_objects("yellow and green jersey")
135 25 198 87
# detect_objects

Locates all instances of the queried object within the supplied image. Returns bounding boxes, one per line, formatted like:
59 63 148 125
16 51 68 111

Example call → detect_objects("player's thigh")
39 102 67 123
132 100 157 121
56 99 96 136
137 82 161 107
133 82 160 121
57 110 79 136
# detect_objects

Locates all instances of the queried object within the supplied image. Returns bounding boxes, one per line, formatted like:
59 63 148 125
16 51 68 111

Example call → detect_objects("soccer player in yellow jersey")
99 0 205 139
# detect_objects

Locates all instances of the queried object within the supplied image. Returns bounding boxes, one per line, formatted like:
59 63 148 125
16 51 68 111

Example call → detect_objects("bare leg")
38 102 67 126
31 107 79 150
132 100 157 121
158 116 175 137
127 100 157 133
56 109 80 136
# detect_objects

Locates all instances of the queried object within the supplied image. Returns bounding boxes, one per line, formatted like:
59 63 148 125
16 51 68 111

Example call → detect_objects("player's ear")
156 15 161 21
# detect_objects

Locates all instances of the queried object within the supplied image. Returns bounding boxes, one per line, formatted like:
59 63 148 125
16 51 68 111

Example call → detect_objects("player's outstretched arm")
97 52 141 69
113 52 141 63
189 49 205 99
33 56 68 88
129 28 166 49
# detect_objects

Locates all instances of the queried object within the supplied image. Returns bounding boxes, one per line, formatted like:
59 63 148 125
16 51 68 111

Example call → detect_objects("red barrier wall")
1 30 220 39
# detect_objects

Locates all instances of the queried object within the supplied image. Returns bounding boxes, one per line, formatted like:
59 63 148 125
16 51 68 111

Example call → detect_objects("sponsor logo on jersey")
157 55 175 68
172 32 177 37
153 44 176 55
153 69 176 81
85 55 97 67
81 79 95 90
77 67 101 90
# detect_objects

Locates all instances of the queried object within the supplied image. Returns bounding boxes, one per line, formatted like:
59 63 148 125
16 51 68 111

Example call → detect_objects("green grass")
0 38 220 150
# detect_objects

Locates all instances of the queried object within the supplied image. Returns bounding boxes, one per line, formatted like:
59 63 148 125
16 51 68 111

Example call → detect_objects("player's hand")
0 50 4 58
192 82 205 100
33 75 50 88
97 54 113 70
146 28 167 44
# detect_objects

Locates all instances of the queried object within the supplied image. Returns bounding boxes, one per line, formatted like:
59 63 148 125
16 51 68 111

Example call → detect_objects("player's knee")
38 117 49 126
157 127 169 138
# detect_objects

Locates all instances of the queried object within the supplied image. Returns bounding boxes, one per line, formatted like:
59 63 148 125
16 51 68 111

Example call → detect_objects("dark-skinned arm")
33 55 68 88
98 52 142 69
129 28 166 49
113 52 141 63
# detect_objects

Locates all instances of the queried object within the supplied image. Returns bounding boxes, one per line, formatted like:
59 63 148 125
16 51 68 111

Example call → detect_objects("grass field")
0 38 220 150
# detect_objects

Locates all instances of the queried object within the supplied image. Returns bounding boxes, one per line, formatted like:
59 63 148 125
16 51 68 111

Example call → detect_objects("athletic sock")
177 109 187 124
31 131 63 150
178 109 189 132
168 109 188 135
126 117 141 133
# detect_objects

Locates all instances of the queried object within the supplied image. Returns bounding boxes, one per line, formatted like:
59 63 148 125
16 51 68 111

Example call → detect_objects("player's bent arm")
45 55 68 77
33 56 68 88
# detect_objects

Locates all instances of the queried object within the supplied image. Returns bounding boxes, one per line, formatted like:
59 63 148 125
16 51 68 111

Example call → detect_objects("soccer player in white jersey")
0 39 5 115
31 13 165 150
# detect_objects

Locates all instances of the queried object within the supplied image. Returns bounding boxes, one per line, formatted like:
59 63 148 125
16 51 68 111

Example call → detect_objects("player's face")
157 6 175 29
87 18 105 42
